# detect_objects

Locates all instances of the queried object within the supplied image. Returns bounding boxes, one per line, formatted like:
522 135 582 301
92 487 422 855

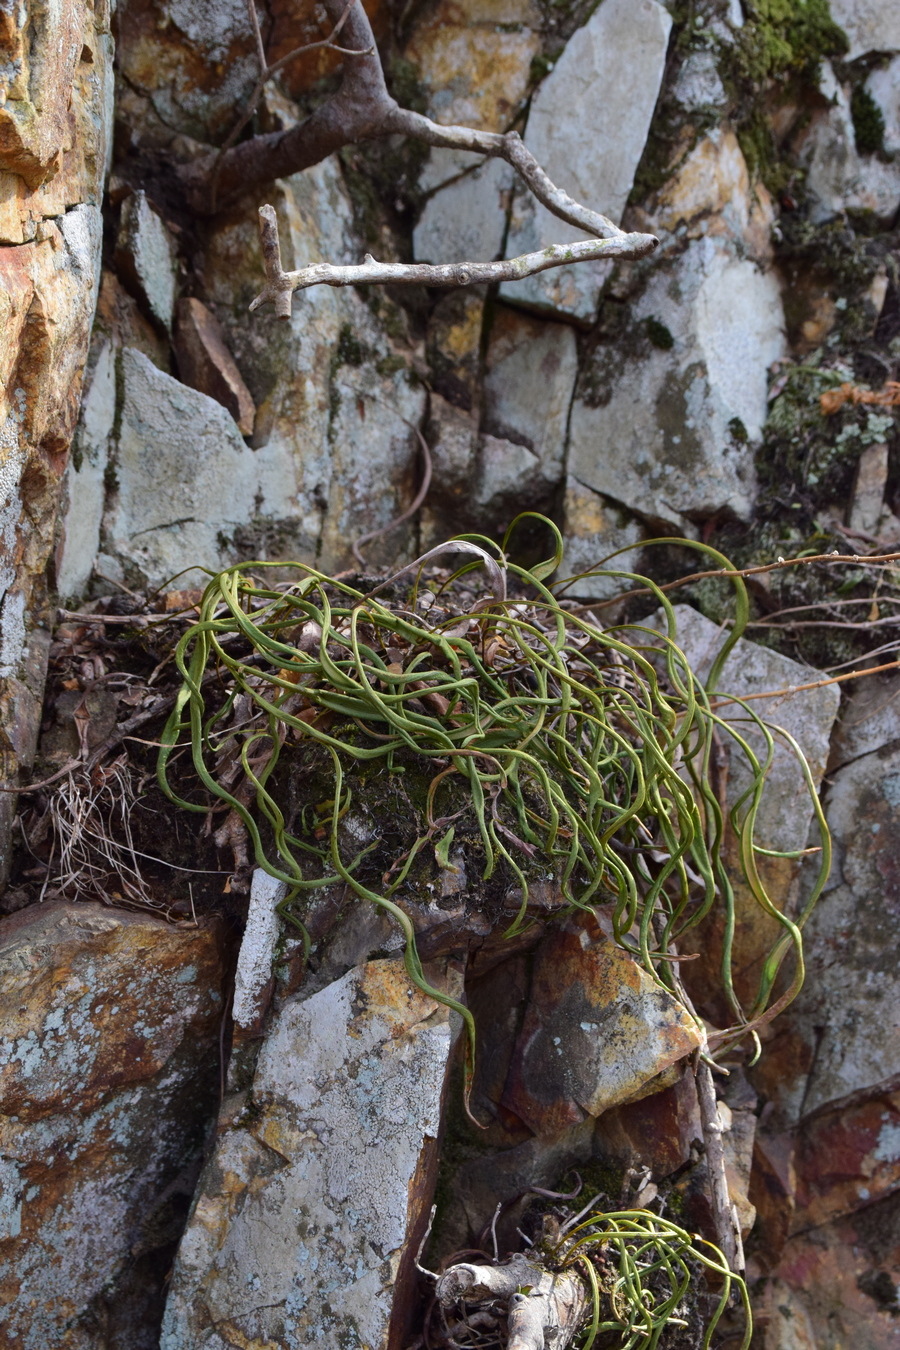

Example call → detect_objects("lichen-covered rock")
569 236 785 529
501 0 672 321
161 957 462 1350
115 0 257 144
0 901 225 1348
500 917 703 1137
671 48 728 111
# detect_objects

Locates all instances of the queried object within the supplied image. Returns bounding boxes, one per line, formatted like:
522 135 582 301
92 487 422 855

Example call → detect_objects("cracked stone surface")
161 957 462 1350
0 902 225 1350
568 236 785 530
500 0 672 321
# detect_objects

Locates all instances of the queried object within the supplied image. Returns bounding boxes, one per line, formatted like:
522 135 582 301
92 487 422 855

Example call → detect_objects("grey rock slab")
568 236 785 529
104 348 303 587
653 605 839 855
162 957 462 1350
828 0 900 59
483 307 577 485
114 190 177 331
560 477 645 601
866 54 900 153
802 63 900 224
765 743 900 1122
414 157 513 266
56 340 116 601
500 0 672 320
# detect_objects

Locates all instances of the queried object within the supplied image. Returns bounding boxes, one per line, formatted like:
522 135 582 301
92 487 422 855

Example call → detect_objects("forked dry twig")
250 204 657 317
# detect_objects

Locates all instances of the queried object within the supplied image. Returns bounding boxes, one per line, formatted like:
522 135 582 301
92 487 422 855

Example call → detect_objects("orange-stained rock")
0 0 112 239
406 20 538 139
174 298 256 436
500 917 703 1138
1 0 112 889
643 129 777 263
0 902 226 1348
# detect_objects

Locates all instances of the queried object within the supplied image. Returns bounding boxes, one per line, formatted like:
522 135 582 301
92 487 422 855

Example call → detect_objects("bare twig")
251 204 657 316
695 1058 744 1273
707 657 900 708
180 0 660 298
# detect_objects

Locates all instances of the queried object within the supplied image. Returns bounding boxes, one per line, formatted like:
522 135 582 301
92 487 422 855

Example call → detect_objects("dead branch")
251 204 657 315
179 0 658 285
209 0 372 209
435 1253 588 1350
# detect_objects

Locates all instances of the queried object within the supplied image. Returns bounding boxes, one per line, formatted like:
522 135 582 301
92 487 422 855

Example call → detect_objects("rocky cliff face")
2 0 900 1346
0 0 114 889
